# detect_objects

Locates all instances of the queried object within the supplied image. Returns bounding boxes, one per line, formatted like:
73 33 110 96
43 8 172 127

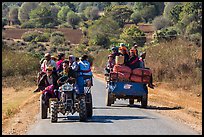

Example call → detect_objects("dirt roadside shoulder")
2 74 202 135
2 87 41 135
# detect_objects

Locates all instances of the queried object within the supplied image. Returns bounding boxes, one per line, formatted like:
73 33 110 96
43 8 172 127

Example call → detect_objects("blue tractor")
105 76 148 108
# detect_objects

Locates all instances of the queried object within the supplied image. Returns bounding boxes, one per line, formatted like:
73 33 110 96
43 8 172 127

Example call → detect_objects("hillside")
3 27 83 44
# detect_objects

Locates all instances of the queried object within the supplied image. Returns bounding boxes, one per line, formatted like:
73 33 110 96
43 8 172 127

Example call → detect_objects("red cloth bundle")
110 72 130 81
130 74 150 83
132 68 152 76
113 65 132 73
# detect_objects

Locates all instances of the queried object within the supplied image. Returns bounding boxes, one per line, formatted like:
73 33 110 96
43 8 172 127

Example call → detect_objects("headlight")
61 83 73 91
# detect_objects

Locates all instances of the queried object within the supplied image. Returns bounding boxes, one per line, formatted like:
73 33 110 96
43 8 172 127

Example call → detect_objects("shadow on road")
56 115 155 123
110 104 183 110
145 105 183 110
88 115 154 123
93 106 121 109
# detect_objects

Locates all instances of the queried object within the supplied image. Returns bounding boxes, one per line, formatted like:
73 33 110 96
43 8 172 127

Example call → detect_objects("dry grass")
2 48 40 77
92 49 110 74
2 87 36 121
144 37 202 92
2 47 40 121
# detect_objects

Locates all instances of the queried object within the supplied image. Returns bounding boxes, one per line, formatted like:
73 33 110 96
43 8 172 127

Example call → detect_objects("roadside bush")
50 35 65 47
187 33 202 47
185 21 202 36
120 25 146 47
152 27 178 42
21 30 50 42
57 22 72 28
49 46 57 53
35 34 49 42
21 31 42 42
88 34 110 48
21 21 35 28
2 48 40 77
51 31 64 37
152 16 172 30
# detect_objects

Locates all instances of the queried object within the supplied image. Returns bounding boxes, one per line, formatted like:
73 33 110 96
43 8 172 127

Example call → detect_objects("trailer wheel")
106 89 114 106
129 99 134 105
141 94 148 108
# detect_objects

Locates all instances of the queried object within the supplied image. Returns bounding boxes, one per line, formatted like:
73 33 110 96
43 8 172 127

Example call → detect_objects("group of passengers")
33 53 93 98
104 43 154 89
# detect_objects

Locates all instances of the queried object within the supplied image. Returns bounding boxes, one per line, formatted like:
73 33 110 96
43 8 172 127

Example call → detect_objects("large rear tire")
79 96 87 122
86 93 93 118
50 101 58 123
40 94 48 119
141 94 148 108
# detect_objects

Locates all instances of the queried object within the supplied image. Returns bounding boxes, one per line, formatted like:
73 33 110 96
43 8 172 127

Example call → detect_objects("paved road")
26 78 199 135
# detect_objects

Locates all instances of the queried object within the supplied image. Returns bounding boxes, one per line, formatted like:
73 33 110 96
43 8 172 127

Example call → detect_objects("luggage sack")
110 72 130 81
113 64 132 73
132 68 152 76
130 74 150 83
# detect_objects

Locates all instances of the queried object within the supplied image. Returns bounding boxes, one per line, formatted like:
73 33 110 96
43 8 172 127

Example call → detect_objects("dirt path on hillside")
2 75 202 135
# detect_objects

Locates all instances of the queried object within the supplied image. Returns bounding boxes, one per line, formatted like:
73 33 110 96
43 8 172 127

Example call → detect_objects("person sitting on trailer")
126 48 140 69
104 54 115 77
119 43 129 65
111 46 122 59
139 52 155 89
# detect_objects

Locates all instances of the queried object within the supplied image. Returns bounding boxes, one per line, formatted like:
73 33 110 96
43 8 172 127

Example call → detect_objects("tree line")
2 2 202 48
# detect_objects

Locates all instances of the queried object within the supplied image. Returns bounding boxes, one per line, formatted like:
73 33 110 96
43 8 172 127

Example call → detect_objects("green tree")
2 3 10 18
57 6 71 23
185 21 202 35
88 16 120 48
179 2 202 21
120 25 146 47
163 2 182 21
2 18 8 29
92 2 111 11
53 2 76 12
29 5 55 28
130 12 144 25
177 2 202 35
105 5 133 28
67 11 81 29
84 6 100 20
9 6 20 25
139 5 157 22
18 2 38 24
133 2 164 23
78 2 90 13
152 16 172 30
169 4 184 24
